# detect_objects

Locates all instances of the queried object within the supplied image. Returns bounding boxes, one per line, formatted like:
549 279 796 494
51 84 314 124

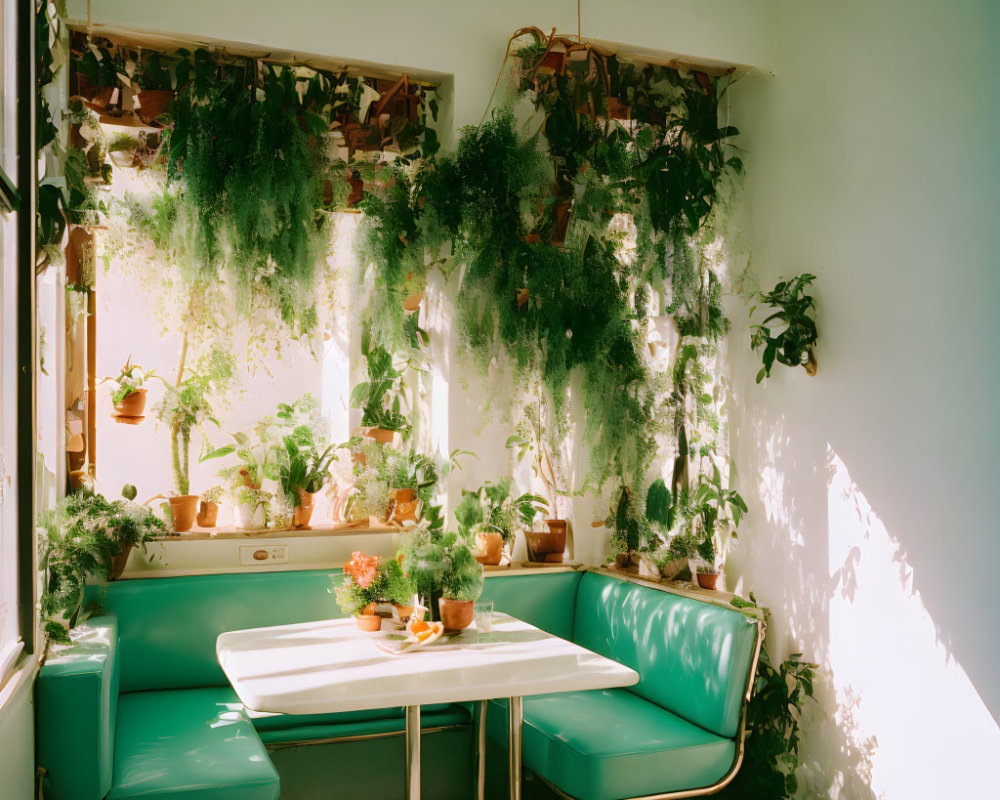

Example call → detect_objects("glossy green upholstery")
480 571 582 640
107 687 278 800
488 690 735 800
574 572 758 739
36 616 119 800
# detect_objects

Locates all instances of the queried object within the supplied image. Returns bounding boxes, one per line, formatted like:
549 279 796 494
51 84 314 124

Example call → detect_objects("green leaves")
750 273 818 382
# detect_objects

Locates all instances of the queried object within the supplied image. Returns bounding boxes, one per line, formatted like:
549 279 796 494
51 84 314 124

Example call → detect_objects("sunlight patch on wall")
826 446 999 797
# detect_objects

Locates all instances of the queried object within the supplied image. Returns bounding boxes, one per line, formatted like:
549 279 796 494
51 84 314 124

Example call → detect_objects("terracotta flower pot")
697 572 720 591
614 552 640 574
474 529 505 566
525 520 567 563
196 501 219 528
362 427 398 447
403 291 425 313
438 598 474 632
169 495 199 533
802 350 818 376
110 544 133 580
293 489 315 529
516 287 530 309
354 614 382 632
114 388 147 418
389 488 420 524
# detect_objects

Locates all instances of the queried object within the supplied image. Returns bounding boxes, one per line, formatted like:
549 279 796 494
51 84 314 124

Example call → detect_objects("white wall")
726 0 1000 796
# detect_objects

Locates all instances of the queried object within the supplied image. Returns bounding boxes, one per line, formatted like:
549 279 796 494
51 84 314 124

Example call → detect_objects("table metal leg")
406 705 421 800
474 700 487 800
508 696 522 800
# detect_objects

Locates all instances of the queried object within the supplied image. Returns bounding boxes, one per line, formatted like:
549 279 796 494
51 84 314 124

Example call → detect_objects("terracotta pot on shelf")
697 571 720 591
362 427 399 447
659 558 686 581
525 520 567 563
614 552 640 575
293 488 315 529
196 501 219 528
110 545 133 580
438 598 474 632
802 350 818 376
169 495 199 533
516 287 530 309
474 529 505 566
550 200 573 247
114 388 147 418
388 488 420 524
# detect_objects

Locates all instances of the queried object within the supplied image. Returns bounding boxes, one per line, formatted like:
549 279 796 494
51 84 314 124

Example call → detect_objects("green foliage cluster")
720 600 819 799
396 527 484 604
750 273 819 382
276 414 336 507
39 488 168 644
349 332 413 435
454 477 548 544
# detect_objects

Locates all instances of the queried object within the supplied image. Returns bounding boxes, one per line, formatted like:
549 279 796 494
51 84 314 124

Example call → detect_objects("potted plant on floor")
39 487 168 643
334 551 414 631
750 273 819 382
455 477 548 565
104 357 154 423
350 334 412 447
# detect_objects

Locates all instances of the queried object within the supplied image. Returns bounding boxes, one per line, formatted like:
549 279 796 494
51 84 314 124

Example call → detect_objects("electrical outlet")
239 545 289 566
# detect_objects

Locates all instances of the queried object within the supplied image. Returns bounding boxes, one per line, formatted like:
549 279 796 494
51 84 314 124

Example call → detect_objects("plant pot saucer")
111 413 145 425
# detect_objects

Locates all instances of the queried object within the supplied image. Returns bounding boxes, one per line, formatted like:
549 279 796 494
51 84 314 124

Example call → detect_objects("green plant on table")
154 349 237 496
454 477 548 546
750 274 818 383
350 332 412 436
396 526 483 604
39 488 168 644
333 551 414 617
104 356 153 408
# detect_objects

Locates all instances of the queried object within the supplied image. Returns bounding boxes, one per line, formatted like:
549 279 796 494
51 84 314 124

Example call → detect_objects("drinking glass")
474 600 494 637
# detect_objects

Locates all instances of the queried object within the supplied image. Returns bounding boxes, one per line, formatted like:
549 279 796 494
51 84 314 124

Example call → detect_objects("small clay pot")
389 488 420 524
614 552 640 575
362 427 398 447
354 614 382 632
403 291 425 313
438 598 474 632
169 495 199 533
697 572 720 591
114 388 147 418
196 501 219 528
516 287 530 309
802 350 818 376
474 529 505 566
525 520 567 563
110 544 133 580
293 489 315 529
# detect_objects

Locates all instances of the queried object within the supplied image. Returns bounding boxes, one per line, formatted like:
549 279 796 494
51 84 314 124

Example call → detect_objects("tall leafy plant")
750 274 819 382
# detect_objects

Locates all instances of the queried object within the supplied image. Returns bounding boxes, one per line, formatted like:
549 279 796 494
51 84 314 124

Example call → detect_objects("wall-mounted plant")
103 357 154 422
39 488 168 643
750 273 818 382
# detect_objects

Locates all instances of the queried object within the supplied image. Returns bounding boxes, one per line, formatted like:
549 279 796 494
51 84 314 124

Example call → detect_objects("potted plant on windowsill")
350 335 412 448
203 425 282 531
277 429 335 529
197 485 223 528
153 349 236 532
383 449 440 525
455 477 548 566
696 564 721 590
104 357 154 423
39 487 169 643
334 551 414 632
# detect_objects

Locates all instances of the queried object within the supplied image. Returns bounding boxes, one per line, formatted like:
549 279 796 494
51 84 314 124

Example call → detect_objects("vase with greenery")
333 551 414 631
750 274 818 382
454 477 547 565
39 488 168 643
396 526 483 628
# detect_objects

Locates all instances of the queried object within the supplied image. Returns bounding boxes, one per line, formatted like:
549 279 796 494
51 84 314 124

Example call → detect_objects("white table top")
216 613 639 715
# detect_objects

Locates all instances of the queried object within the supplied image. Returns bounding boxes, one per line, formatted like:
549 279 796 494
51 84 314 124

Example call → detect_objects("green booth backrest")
36 615 119 800
93 569 584 693
573 572 759 740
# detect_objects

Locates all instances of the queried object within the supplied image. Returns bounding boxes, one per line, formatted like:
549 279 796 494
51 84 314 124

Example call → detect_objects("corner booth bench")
36 568 762 800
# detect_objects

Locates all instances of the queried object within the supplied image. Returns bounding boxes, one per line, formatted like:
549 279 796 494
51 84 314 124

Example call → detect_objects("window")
0 0 23 685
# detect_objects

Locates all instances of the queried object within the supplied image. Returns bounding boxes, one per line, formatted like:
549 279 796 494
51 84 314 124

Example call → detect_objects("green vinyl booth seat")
35 568 760 800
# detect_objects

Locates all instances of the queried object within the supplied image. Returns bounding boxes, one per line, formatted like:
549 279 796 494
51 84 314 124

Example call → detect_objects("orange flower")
344 551 382 589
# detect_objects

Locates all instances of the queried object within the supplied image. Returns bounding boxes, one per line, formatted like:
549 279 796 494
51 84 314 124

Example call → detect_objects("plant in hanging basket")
750 273 819 382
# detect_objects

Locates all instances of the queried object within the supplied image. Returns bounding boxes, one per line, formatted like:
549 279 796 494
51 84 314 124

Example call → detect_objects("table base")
404 697 522 800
